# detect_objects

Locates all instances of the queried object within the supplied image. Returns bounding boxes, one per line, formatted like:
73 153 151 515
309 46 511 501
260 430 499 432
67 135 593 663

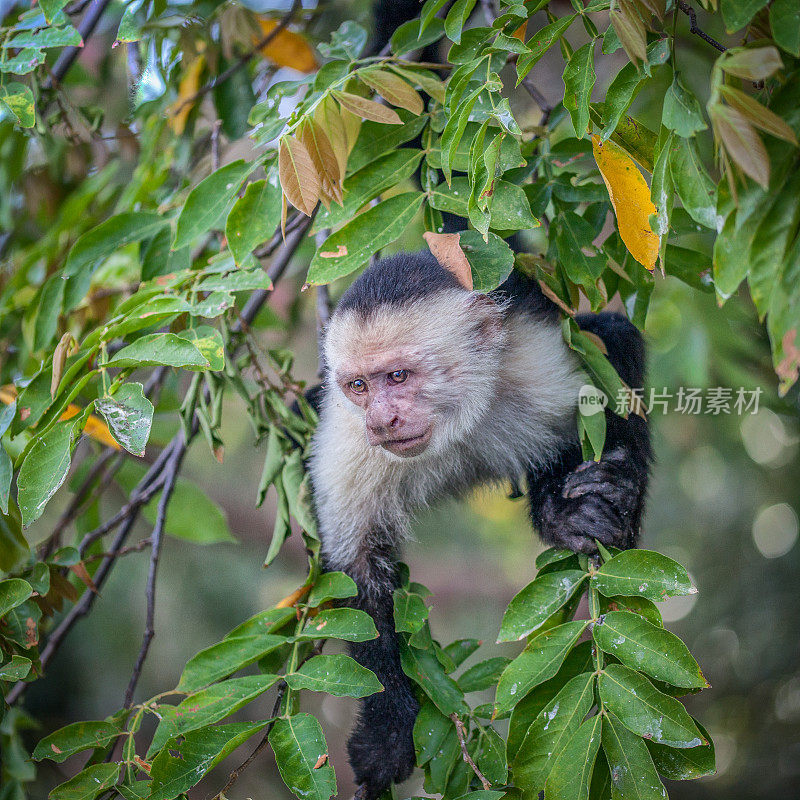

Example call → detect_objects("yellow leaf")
169 54 205 136
591 134 659 271
255 18 316 73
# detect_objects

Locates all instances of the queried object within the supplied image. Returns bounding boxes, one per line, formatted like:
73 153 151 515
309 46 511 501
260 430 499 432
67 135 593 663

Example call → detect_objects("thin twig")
450 713 492 791
43 0 114 89
676 1 726 53
123 441 185 707
520 75 553 127
211 119 223 172
83 537 152 563
170 0 303 118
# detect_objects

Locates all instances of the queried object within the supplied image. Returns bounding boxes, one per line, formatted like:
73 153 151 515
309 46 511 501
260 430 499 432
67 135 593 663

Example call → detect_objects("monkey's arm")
527 312 651 553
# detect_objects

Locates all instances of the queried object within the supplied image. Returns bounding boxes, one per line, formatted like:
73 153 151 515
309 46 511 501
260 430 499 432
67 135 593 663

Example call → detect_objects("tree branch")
123 441 185 707
450 713 492 791
43 0 115 90
676 1 726 53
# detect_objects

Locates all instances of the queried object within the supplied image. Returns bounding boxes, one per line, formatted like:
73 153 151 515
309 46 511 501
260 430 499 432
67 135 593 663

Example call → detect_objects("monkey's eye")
389 369 408 384
350 378 367 394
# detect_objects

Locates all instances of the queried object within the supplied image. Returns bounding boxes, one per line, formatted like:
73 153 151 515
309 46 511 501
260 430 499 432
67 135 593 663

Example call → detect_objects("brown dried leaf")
777 329 800 389
719 85 798 145
718 46 783 82
711 103 770 188
331 90 403 125
299 119 343 210
339 105 363 153
582 330 608 354
278 136 320 216
69 562 98 594
358 68 424 114
314 95 350 177
423 231 473 290
314 754 328 769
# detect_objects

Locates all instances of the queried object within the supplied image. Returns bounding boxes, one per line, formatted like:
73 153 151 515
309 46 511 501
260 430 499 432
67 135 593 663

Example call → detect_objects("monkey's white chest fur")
309 309 586 581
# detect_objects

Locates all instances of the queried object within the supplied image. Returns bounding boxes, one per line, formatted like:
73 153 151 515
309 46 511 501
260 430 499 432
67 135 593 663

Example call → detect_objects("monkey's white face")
325 290 506 460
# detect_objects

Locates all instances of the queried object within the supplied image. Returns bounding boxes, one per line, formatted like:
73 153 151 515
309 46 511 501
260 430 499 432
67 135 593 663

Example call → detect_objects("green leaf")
495 621 588 714
420 0 450 35
663 73 707 137
225 176 282 265
544 714 602 800
400 637 469 716
563 41 596 138
285 654 383 697
721 0 767 32
535 548 576 569
511 672 596 797
0 578 32 618
177 634 285 692
0 82 35 127
0 654 32 681
8 24 82 49
269 714 337 800
598 664 706 748
226 607 295 638
394 587 430 633
308 572 358 605
17 416 83 527
602 711 667 800
391 17 445 56
445 0 477 44
414 700 454 765
594 611 707 688
498 570 587 642
307 192 425 285
770 0 800 56
294 607 379 642
149 722 268 800
175 326 225 372
555 211 607 305
315 149 424 231
600 594 663 627
50 763 119 800
3 597 41 648
460 230 515 291
476 725 507 785
0 505 28 572
457 656 511 693
669 137 721 231
63 212 167 311
174 160 253 249
647 719 715 779
149 675 280 756
431 178 538 231
39 0 69 23
593 549 696 602
94 383 153 457
33 721 121 763
196 268 272 294
108 333 209 370
116 2 143 43
600 61 642 141
347 113 427 174
443 638 482 669
517 15 577 82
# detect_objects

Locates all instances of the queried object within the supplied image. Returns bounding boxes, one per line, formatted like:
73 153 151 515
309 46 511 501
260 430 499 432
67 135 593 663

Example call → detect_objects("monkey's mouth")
379 427 433 457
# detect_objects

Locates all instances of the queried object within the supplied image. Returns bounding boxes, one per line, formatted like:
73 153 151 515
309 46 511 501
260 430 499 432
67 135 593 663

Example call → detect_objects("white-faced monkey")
307 249 650 798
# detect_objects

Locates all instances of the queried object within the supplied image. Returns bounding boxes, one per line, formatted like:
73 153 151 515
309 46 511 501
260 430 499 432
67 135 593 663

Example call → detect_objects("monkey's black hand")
348 685 418 800
538 449 645 554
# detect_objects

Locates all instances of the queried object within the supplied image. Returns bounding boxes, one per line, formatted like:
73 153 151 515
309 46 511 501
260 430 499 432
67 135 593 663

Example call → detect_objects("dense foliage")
0 0 798 798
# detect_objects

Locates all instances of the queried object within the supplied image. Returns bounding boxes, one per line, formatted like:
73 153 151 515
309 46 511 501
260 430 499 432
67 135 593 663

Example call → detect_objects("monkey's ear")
423 231 473 291
467 293 503 344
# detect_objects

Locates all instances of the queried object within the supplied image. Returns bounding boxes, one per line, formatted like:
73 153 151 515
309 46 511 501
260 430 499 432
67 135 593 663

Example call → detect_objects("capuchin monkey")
308 250 650 799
